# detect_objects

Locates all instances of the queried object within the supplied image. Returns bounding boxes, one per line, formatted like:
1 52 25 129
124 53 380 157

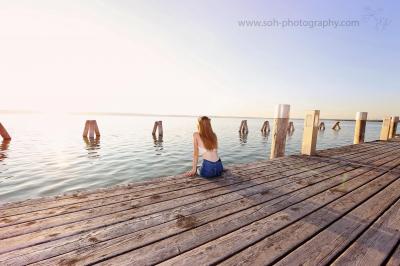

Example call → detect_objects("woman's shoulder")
193 132 200 138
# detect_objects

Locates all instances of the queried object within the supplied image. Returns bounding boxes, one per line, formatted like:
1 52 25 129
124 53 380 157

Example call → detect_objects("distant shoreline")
0 110 383 122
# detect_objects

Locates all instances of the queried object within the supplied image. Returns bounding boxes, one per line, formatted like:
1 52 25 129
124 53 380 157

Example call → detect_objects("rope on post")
318 122 325 131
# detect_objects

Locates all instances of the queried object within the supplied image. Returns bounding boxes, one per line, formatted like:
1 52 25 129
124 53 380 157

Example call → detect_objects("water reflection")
239 132 248 144
152 134 164 155
332 129 340 138
83 137 101 159
0 140 10 161
261 132 269 142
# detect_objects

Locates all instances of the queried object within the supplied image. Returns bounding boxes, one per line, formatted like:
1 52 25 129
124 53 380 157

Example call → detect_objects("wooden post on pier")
380 117 391 141
332 121 341 131
301 110 320 155
270 104 290 159
261 121 270 134
239 120 248 134
0 123 11 140
287 121 295 134
318 122 325 131
389 116 399 139
152 121 163 136
83 120 100 138
353 112 368 144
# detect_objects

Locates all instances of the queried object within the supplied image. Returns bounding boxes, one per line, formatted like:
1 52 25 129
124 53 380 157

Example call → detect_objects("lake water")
0 114 383 203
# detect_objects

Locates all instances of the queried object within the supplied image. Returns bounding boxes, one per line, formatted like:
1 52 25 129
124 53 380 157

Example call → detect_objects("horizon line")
0 109 384 122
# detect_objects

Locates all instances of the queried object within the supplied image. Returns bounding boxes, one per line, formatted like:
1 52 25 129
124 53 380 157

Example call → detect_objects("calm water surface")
0 114 383 203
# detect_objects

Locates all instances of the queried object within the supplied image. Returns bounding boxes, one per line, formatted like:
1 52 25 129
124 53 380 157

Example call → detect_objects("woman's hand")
184 168 197 177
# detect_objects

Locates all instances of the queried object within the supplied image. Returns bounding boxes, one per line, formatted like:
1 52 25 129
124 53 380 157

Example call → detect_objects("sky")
0 0 399 119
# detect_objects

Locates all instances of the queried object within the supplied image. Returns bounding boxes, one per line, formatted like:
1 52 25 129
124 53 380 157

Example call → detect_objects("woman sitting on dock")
185 116 223 177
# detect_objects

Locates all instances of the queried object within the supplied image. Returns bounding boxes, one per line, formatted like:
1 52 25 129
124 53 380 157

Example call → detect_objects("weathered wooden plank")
0 157 307 218
317 141 398 158
329 143 400 162
0 163 350 265
162 171 398 266
332 199 400 266
274 178 400 265
386 242 400 266
315 146 400 169
65 167 375 266
0 156 300 213
316 141 383 156
0 159 322 232
219 173 400 266
0 161 334 254
0 163 351 264
0 140 399 266
7 149 398 264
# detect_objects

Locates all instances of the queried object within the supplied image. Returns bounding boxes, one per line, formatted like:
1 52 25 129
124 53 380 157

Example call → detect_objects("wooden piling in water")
152 121 163 136
157 121 163 136
287 121 295 134
318 122 325 131
332 121 341 131
270 104 290 159
380 117 391 141
389 116 399 139
0 123 11 140
301 110 320 155
239 120 248 134
83 120 100 138
261 121 270 134
353 112 367 144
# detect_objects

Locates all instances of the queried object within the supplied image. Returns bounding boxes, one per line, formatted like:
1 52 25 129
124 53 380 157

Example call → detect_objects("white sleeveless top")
199 146 214 156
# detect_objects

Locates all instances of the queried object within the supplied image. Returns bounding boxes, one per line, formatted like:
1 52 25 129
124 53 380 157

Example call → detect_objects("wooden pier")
1 139 400 265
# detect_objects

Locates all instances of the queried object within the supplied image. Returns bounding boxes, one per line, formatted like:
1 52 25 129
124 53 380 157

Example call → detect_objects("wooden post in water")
83 120 90 137
287 121 295 134
152 122 158 135
389 116 399 139
157 121 163 136
0 123 11 140
380 117 391 141
83 120 100 138
261 121 270 134
270 104 290 159
332 121 341 131
239 120 248 134
318 122 325 131
301 110 320 155
353 112 368 144
152 121 163 136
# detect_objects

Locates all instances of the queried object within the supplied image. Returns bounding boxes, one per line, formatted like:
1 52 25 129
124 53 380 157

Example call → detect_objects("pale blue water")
0 114 383 203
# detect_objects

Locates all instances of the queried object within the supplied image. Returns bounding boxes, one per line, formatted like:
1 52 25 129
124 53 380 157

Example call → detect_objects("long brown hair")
197 116 218 150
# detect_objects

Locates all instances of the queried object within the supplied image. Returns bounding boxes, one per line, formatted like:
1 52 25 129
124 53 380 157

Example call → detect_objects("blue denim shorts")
199 158 223 178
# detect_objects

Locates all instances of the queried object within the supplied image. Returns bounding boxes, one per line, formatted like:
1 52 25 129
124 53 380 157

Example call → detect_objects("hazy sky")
1 0 399 119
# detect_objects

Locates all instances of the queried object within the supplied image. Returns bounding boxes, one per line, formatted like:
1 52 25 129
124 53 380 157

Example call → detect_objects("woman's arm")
185 133 199 176
191 133 199 171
